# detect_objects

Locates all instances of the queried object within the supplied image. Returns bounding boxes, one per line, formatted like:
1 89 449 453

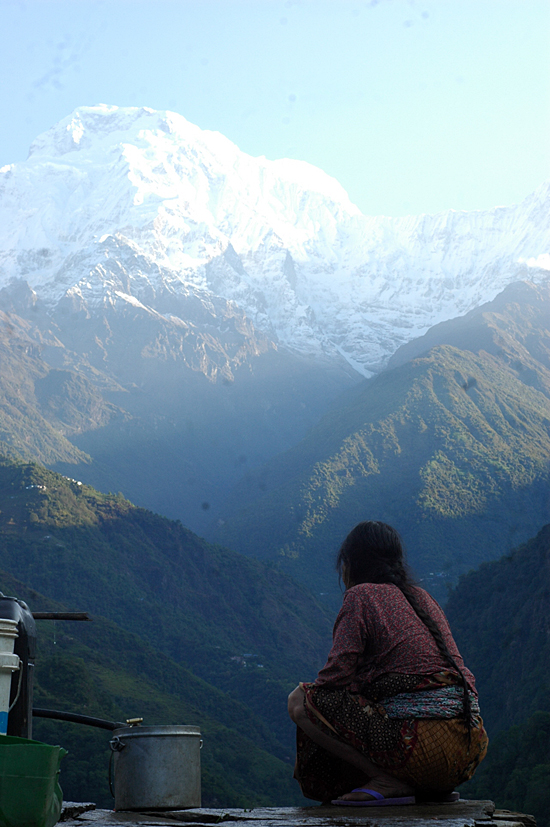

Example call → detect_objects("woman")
288 521 488 807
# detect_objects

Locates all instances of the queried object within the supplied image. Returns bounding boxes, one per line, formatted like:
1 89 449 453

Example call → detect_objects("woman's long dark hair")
336 521 472 733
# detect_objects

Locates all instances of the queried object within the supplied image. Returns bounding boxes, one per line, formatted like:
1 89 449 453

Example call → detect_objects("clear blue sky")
2 0 550 216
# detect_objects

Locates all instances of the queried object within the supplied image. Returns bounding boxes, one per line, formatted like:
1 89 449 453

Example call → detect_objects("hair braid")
398 583 472 736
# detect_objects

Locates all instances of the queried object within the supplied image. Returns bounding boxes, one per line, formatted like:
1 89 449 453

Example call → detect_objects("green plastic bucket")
0 735 67 827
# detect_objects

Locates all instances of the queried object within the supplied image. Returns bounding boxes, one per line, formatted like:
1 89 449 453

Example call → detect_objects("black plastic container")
0 593 36 738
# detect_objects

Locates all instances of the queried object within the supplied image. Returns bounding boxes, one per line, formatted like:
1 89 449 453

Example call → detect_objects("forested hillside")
446 523 550 734
0 570 303 808
0 454 334 804
446 524 550 826
213 282 550 603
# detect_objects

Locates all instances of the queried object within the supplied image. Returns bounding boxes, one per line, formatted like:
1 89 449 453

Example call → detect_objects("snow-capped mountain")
1 104 549 376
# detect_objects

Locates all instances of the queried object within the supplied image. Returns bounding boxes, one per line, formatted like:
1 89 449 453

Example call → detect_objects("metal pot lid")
112 724 201 738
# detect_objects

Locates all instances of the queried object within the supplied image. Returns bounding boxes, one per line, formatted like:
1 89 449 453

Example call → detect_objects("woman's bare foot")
338 772 414 801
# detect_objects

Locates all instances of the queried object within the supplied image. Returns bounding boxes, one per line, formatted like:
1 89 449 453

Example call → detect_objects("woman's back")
315 582 476 692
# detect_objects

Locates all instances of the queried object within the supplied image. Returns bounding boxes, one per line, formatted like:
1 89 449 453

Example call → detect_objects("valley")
0 105 549 816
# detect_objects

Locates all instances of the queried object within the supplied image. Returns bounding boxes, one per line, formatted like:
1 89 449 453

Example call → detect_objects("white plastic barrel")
0 619 20 735
110 725 201 811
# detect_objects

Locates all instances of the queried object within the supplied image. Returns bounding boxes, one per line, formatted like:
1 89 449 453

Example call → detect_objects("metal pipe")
32 613 92 621
33 708 125 730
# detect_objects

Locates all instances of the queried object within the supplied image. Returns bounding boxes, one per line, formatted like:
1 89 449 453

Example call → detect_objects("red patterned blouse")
314 582 476 694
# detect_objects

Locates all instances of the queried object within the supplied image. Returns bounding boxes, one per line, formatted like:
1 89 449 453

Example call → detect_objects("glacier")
0 103 549 377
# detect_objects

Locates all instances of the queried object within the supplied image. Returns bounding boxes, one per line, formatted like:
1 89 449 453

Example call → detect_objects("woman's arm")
314 590 368 687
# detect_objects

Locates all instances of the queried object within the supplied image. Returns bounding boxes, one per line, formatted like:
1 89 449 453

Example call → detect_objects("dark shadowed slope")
0 570 305 808
0 455 333 764
446 524 550 827
446 522 550 735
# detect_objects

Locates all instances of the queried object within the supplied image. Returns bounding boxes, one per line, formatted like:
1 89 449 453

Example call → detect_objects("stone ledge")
62 799 535 827
60 803 97 822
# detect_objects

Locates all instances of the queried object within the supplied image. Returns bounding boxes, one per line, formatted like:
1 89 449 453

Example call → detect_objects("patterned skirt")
294 673 488 802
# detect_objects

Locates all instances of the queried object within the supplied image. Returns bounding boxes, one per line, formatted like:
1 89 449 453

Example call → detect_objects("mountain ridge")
212 280 550 603
0 275 356 530
2 104 549 376
2 105 549 554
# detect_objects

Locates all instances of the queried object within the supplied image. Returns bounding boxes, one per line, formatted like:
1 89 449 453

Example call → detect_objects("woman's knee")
288 686 306 723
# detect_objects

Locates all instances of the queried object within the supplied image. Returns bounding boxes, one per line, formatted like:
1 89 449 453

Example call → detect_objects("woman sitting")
288 521 488 807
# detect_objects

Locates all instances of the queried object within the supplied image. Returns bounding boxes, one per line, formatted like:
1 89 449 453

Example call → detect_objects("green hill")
445 523 550 735
0 454 334 804
460 711 550 827
0 570 303 808
445 523 550 827
212 281 550 604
